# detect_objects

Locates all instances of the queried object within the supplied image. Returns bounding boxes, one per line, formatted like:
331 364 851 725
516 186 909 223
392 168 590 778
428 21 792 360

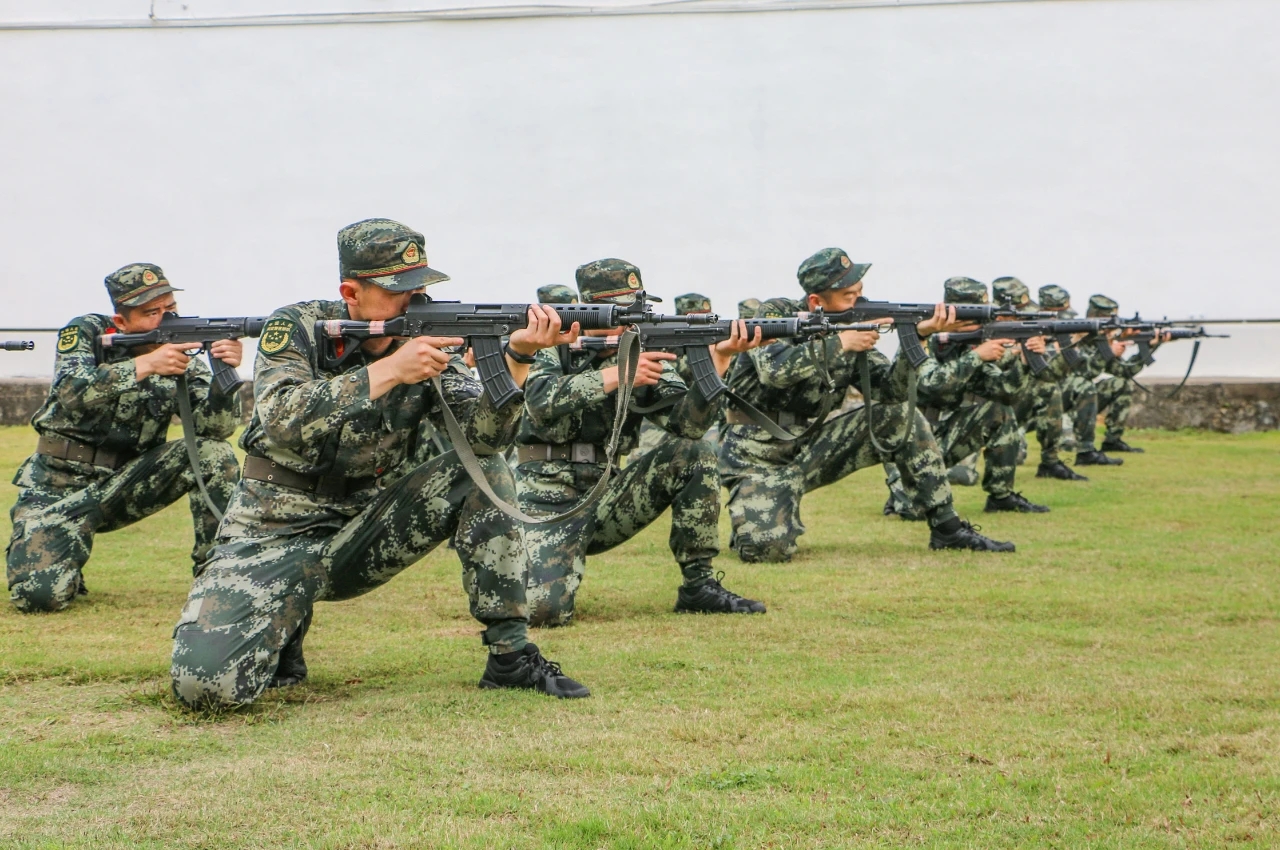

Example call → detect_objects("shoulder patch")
258 318 296 355
56 326 80 353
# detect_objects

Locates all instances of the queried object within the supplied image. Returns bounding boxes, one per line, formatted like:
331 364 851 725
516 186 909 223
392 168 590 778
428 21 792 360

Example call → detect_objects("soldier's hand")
838 328 881 353
135 343 193 380
1024 335 1048 355
209 338 243 369
601 350 676 393
974 339 1012 362
376 336 464 393
1110 340 1130 358
710 320 764 376
509 305 577 356
917 304 979 336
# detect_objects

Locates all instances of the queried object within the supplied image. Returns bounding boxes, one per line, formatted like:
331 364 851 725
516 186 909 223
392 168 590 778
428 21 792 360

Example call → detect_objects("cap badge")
840 255 852 269
626 272 639 289
142 269 158 284
402 243 420 265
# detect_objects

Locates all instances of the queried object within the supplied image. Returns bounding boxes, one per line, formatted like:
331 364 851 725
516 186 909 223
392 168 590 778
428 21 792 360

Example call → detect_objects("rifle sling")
175 373 224 523
431 327 642 525
1133 339 1199 400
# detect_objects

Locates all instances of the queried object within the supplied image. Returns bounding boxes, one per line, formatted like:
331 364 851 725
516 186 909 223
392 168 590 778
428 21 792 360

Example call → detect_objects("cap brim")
831 262 872 291
365 265 450 292
118 284 183 308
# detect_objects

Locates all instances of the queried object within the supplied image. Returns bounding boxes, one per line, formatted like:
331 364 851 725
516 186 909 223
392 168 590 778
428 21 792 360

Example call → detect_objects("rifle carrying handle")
208 348 244 394
473 335 522 410
684 346 728 402
897 325 930 369
1021 342 1049 376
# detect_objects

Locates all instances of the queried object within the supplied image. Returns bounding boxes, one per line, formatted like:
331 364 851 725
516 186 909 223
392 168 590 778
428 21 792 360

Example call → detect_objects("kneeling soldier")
719 249 1015 563
7 265 241 612
171 219 586 708
516 260 766 627
885 278 1049 516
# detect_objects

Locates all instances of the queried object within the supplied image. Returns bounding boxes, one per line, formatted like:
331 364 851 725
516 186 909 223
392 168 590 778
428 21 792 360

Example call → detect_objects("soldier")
170 218 587 708
674 293 713 316
719 248 1015 562
884 278 1050 517
516 260 765 627
537 284 579 305
7 264 242 613
1075 294 1161 457
738 298 761 320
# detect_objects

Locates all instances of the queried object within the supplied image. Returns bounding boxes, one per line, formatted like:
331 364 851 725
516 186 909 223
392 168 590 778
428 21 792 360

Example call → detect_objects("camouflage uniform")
170 220 537 708
516 262 732 626
674 293 713 316
1069 294 1149 452
718 251 965 562
884 279 1042 513
7 264 241 613
738 299 761 320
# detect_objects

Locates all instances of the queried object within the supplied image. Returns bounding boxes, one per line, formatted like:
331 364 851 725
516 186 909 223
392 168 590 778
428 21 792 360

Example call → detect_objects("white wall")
2 0 1278 379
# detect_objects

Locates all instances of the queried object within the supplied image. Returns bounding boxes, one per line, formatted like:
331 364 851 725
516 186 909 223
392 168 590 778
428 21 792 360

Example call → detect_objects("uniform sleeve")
253 313 377 450
747 336 843 389
978 355 1028 406
640 360 716 439
916 348 983 401
48 318 137 413
187 356 242 440
1107 352 1148 379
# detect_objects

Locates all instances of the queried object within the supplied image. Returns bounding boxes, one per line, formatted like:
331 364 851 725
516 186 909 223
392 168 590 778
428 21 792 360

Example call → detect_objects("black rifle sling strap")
860 352 918 457
432 328 642 525
175 372 225 523
1133 339 1200 400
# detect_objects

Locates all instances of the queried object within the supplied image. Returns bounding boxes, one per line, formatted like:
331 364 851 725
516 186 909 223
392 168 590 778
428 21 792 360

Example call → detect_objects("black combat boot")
675 572 766 614
1101 438 1144 453
1076 450 1123 466
929 520 1016 553
984 492 1050 514
1036 460 1088 481
267 627 309 689
479 644 590 699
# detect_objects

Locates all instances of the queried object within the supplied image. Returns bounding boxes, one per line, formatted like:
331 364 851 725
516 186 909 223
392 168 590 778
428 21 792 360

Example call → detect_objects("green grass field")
0 425 1277 848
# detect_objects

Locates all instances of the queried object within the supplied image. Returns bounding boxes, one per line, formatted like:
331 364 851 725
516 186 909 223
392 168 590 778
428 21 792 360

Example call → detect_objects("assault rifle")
933 319 1111 375
315 290 710 409
3 340 34 351
569 316 889 401
100 313 267 394
808 298 1021 368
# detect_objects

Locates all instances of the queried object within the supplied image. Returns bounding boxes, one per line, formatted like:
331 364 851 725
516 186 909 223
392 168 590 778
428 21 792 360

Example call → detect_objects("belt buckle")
571 443 595 464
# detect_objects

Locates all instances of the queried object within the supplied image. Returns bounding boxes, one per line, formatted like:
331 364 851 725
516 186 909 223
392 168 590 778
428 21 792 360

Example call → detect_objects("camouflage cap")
1039 284 1071 310
992 276 1031 310
337 218 449 291
1087 294 1120 318
797 248 871 295
675 292 713 315
943 276 989 305
738 297 762 319
536 284 579 304
104 263 183 308
575 258 660 305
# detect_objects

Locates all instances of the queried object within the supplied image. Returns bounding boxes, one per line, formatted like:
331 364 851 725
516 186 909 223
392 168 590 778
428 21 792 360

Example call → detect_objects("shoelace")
526 649 564 680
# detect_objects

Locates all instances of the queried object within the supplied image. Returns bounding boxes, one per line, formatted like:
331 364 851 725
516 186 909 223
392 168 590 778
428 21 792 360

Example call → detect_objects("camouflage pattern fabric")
338 218 449 291
883 399 1021 508
577 259 645 304
797 249 870 294
536 284 579 304
674 293 712 315
718 297 957 562
1065 341 1145 452
103 263 182 308
738 298 761 320
1012 377 1066 465
8 439 237 612
7 313 240 612
170 298 527 709
514 344 719 624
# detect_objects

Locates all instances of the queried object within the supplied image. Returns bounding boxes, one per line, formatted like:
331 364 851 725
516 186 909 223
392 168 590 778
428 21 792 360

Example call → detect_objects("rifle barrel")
1166 318 1280 325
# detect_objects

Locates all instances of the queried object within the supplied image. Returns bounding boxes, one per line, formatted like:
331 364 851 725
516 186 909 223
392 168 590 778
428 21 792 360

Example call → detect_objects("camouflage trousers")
884 400 1020 511
7 438 238 613
1012 380 1065 465
1065 376 1134 452
170 451 529 709
516 433 719 627
719 402 957 563
634 418 717 457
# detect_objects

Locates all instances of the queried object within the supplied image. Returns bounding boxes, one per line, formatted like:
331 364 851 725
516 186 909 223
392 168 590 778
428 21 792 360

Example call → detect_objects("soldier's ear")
339 279 362 308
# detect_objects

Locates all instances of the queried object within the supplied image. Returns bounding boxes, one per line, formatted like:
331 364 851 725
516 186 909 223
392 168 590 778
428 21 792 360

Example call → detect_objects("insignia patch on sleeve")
258 318 296 355
56 326 80 353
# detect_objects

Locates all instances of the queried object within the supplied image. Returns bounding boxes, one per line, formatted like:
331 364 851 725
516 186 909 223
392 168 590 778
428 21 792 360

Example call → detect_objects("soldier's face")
114 294 177 334
340 280 423 321
809 281 863 313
